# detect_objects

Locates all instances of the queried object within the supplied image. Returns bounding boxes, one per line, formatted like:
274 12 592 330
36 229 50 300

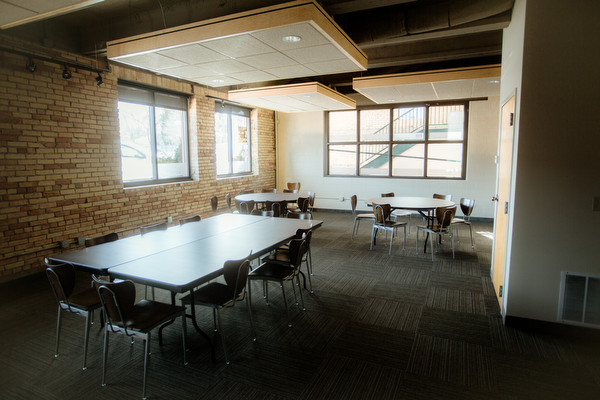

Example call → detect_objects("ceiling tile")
202 34 274 58
304 58 363 75
265 64 316 79
284 44 345 64
433 80 473 99
229 70 278 83
236 52 296 70
118 52 187 70
250 22 329 51
158 44 228 64
197 59 255 75
194 76 243 87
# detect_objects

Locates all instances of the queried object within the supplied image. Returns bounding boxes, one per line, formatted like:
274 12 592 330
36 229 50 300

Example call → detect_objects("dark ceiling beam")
323 0 417 15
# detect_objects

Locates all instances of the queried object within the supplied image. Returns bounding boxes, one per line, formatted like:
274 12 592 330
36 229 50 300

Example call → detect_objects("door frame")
491 90 517 319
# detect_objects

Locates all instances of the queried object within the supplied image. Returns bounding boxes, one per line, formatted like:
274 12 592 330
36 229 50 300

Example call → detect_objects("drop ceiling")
353 65 501 104
0 0 103 29
229 82 355 113
106 1 367 88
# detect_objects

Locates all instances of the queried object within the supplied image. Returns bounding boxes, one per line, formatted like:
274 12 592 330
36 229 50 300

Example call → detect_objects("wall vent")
558 272 600 328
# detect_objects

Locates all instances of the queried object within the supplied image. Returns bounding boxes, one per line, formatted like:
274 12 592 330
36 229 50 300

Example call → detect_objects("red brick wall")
0 38 275 282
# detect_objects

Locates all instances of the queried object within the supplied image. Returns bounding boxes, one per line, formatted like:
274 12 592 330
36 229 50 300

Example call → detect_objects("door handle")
491 195 499 202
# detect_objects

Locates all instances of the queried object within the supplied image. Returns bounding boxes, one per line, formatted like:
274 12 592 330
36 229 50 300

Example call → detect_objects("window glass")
359 144 389 176
118 83 189 186
393 107 425 141
392 143 424 177
327 102 467 178
360 109 390 142
215 102 251 177
328 111 357 142
328 144 356 175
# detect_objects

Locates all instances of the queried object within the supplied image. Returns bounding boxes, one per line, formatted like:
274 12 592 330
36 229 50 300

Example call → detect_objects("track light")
62 65 71 79
95 72 103 86
26 58 36 72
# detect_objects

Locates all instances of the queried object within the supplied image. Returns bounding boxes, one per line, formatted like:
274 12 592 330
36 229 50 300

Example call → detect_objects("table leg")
158 291 177 346
187 289 216 363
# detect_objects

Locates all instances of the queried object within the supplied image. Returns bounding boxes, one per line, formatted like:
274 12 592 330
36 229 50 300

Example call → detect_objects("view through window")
327 103 467 179
214 102 252 177
117 83 189 186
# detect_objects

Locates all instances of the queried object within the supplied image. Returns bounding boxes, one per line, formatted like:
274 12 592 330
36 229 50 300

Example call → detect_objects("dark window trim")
325 101 469 179
118 81 191 187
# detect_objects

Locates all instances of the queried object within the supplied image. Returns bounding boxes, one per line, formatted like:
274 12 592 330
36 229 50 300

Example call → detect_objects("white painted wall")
503 0 600 322
276 97 500 218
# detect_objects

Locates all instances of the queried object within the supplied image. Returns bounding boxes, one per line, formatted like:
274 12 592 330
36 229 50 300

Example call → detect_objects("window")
326 102 467 179
214 102 252 177
117 83 189 186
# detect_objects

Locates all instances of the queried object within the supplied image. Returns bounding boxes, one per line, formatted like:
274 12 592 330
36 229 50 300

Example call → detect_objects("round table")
366 196 455 253
235 192 306 204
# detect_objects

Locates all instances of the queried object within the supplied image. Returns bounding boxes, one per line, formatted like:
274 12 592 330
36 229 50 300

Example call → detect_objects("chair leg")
181 313 188 365
370 225 376 250
352 218 359 239
280 283 291 327
212 308 218 332
216 310 229 365
54 306 62 358
451 233 455 259
304 258 313 293
245 292 257 341
142 333 150 400
82 310 92 370
296 276 305 311
429 233 434 261
403 225 406 250
388 228 394 255
101 326 109 387
468 224 474 248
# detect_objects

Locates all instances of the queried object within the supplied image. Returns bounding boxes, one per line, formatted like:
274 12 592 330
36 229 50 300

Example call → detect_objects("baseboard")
505 315 599 338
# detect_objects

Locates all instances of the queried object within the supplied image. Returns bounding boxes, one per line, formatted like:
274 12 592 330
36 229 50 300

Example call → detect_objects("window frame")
214 101 253 178
325 100 469 179
117 81 191 188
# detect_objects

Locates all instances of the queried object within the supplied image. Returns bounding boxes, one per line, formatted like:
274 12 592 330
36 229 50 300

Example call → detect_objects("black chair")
139 221 168 235
210 196 218 213
85 232 118 247
225 193 233 212
45 259 101 370
180 215 201 225
416 206 457 260
248 237 309 327
251 209 274 217
237 200 255 214
286 211 312 220
370 203 408 254
179 256 255 364
264 229 314 293
433 193 452 201
94 278 187 400
265 200 287 217
350 195 375 239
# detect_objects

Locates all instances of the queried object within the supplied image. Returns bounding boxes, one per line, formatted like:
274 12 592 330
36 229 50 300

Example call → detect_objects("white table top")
49 213 322 292
366 196 455 211
234 192 307 203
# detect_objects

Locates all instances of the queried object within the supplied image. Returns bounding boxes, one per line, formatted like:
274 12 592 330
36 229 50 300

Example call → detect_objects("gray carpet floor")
0 210 598 399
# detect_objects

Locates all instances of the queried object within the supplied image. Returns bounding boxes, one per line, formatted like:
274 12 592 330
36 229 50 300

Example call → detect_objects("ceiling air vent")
558 272 600 328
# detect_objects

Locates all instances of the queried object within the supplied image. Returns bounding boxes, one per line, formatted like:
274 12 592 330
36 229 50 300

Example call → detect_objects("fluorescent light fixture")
353 65 501 104
107 1 367 87
228 82 355 113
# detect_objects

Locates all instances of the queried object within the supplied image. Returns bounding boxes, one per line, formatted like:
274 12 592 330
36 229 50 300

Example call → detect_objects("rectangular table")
49 213 322 360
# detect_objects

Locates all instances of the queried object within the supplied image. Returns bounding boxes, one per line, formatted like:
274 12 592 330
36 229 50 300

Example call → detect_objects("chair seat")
180 282 235 307
379 220 407 229
451 217 470 225
356 212 375 220
121 300 186 332
67 287 102 310
249 262 295 280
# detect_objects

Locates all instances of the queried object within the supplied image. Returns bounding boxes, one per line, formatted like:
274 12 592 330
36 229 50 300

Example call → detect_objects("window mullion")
424 105 430 178
150 104 158 180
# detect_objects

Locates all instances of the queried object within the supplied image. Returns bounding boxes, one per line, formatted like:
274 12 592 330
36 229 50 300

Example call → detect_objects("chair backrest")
381 192 395 197
224 193 232 211
85 232 118 247
287 237 308 268
459 198 475 217
210 196 218 212
45 260 76 305
238 200 255 214
265 200 287 217
297 197 310 213
287 182 301 191
282 189 297 193
294 228 312 247
373 203 392 224
261 188 276 193
180 215 201 225
308 192 316 208
287 212 311 220
140 221 168 235
350 195 358 216
433 193 452 201
251 209 274 217
94 279 137 334
222 256 251 302
435 206 457 229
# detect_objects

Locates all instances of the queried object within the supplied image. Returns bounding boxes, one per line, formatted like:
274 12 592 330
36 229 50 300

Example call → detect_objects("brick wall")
0 37 276 282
